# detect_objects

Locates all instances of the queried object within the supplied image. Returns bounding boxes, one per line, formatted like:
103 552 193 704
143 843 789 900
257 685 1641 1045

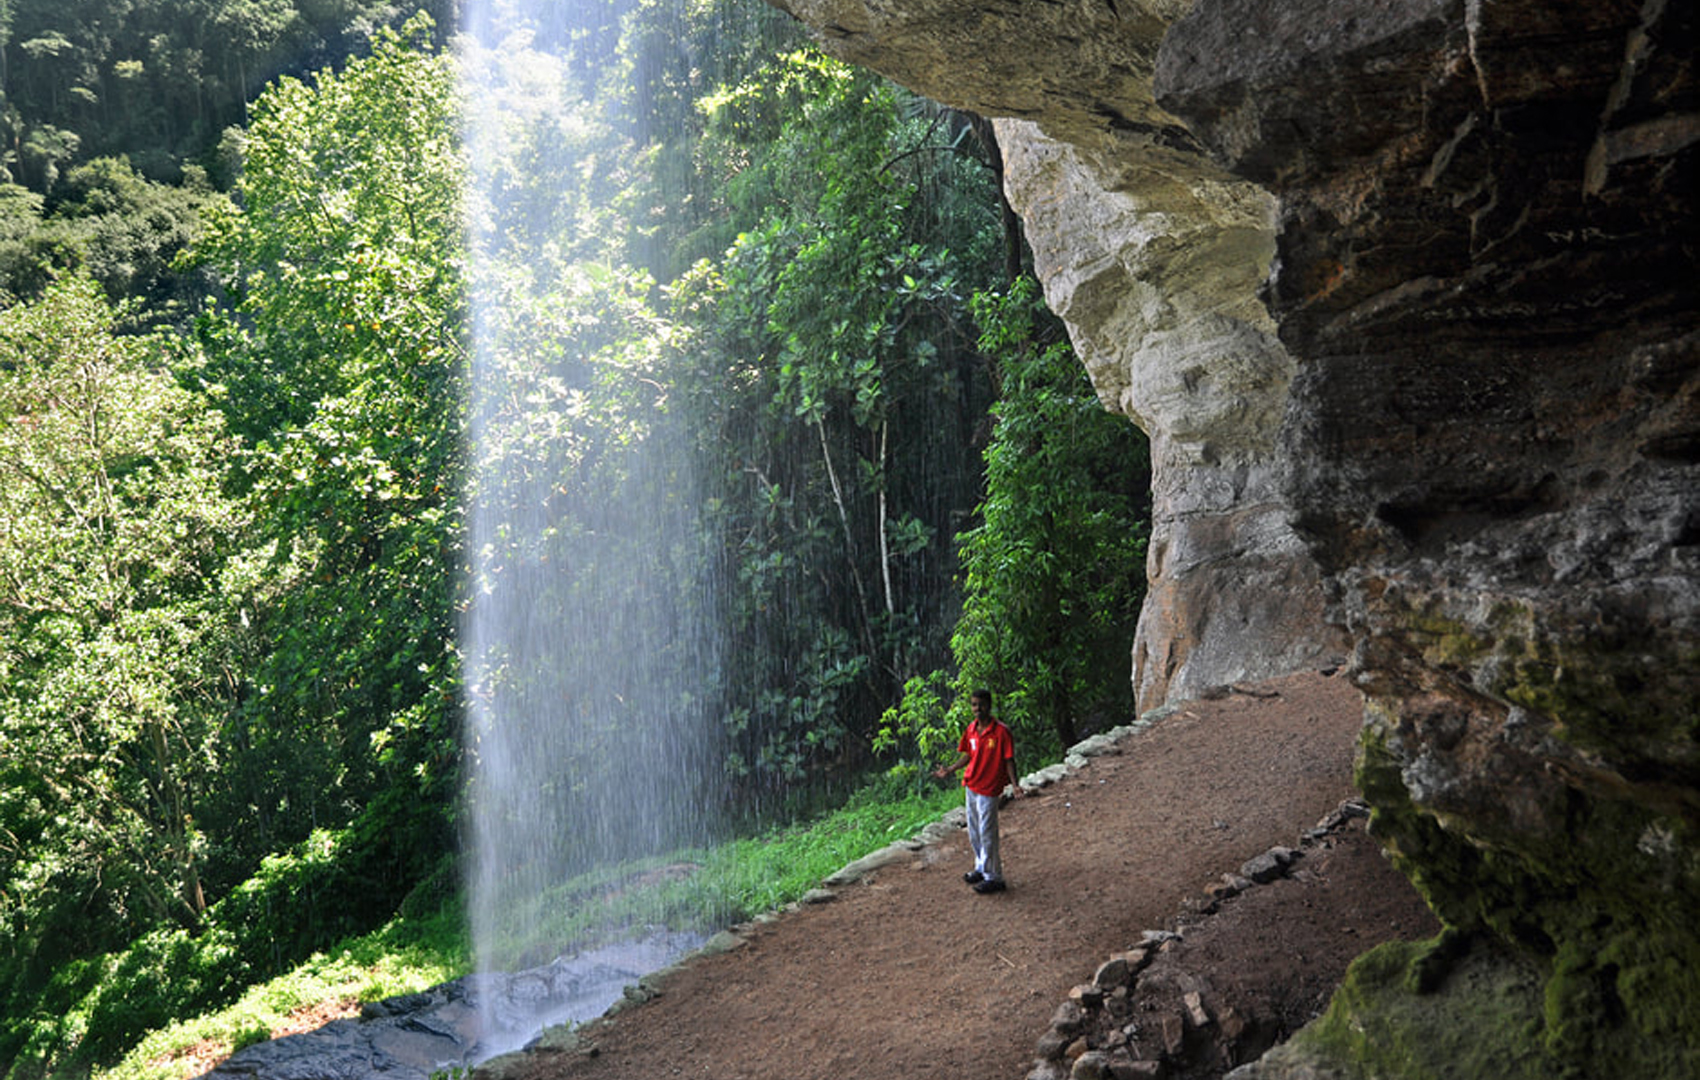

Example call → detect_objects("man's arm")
1003 755 1024 797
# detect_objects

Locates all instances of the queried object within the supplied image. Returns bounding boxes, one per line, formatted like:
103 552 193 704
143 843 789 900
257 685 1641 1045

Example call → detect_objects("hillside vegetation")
0 3 1150 1076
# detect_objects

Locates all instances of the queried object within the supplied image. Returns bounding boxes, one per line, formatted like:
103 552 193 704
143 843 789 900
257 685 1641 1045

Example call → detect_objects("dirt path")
490 670 1438 1080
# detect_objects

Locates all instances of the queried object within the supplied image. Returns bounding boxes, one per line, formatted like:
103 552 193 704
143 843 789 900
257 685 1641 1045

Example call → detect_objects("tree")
1 25 468 1070
0 155 224 315
0 272 247 1001
956 279 1151 749
665 49 1006 806
189 13 464 895
881 278 1151 764
0 0 453 187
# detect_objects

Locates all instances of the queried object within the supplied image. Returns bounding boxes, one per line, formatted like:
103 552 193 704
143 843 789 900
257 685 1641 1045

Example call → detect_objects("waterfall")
459 0 720 1054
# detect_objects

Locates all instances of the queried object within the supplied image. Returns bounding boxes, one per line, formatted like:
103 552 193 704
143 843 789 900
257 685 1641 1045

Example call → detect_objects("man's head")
970 688 992 720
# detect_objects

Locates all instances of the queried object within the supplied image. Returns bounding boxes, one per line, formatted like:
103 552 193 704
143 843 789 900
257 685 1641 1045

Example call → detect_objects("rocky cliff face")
772 0 1697 1074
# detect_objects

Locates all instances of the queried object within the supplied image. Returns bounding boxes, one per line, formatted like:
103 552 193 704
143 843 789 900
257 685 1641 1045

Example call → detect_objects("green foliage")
0 273 250 1071
699 773 960 919
474 769 961 971
950 279 1150 754
0 24 468 1075
191 15 465 887
0 0 454 188
100 767 945 1080
873 670 956 771
95 895 467 1080
880 278 1151 764
538 0 803 284
666 48 1006 809
13 815 462 1073
0 158 221 317
0 8 1148 1074
228 1022 273 1054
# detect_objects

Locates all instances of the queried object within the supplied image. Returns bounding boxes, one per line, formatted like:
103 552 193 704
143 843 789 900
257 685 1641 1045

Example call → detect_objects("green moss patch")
1281 936 1550 1080
1352 723 1700 1077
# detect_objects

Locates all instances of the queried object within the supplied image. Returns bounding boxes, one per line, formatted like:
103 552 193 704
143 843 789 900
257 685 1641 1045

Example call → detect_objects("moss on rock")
1350 722 1700 1077
1272 936 1549 1080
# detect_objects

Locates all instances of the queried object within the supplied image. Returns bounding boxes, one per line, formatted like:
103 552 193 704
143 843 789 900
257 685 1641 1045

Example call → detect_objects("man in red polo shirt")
934 688 1024 893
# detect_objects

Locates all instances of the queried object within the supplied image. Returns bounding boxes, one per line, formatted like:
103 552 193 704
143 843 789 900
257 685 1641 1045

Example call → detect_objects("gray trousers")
965 789 1003 882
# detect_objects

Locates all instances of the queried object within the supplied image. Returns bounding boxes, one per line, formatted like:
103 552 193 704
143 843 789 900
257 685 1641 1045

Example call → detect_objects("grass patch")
93 904 470 1080
478 772 961 968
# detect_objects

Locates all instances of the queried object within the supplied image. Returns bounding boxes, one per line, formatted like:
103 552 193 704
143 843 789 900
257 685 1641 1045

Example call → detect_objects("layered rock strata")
772 0 1698 1075
1156 2 1697 1075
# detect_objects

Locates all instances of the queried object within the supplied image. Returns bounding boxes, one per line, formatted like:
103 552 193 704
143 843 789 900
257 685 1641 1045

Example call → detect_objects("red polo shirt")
958 718 1014 797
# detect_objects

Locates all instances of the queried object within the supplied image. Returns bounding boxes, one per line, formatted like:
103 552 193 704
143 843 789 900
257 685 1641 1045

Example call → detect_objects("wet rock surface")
201 933 701 1080
1157 2 1697 1072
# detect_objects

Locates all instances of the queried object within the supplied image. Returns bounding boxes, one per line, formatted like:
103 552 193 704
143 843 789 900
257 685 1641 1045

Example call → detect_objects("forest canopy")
0 2 1150 1075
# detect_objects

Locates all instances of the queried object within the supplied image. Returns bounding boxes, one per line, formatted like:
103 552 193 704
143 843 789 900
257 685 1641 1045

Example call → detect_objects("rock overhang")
769 0 1699 1074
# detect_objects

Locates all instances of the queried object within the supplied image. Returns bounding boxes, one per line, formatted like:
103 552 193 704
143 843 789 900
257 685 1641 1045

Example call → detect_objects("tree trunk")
967 113 1023 286
815 412 877 661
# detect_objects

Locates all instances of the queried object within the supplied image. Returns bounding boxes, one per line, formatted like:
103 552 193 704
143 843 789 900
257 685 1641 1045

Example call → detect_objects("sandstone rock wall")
772 0 1698 1074
1156 2 1698 1073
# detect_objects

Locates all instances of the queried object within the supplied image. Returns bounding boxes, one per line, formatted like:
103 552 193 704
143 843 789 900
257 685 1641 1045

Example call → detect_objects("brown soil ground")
492 670 1439 1080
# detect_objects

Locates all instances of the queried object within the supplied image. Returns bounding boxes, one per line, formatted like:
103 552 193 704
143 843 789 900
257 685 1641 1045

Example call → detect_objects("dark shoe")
973 878 1007 894
963 870 985 885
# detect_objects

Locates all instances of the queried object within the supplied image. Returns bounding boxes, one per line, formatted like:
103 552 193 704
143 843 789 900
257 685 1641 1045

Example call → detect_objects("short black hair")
971 688 992 704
